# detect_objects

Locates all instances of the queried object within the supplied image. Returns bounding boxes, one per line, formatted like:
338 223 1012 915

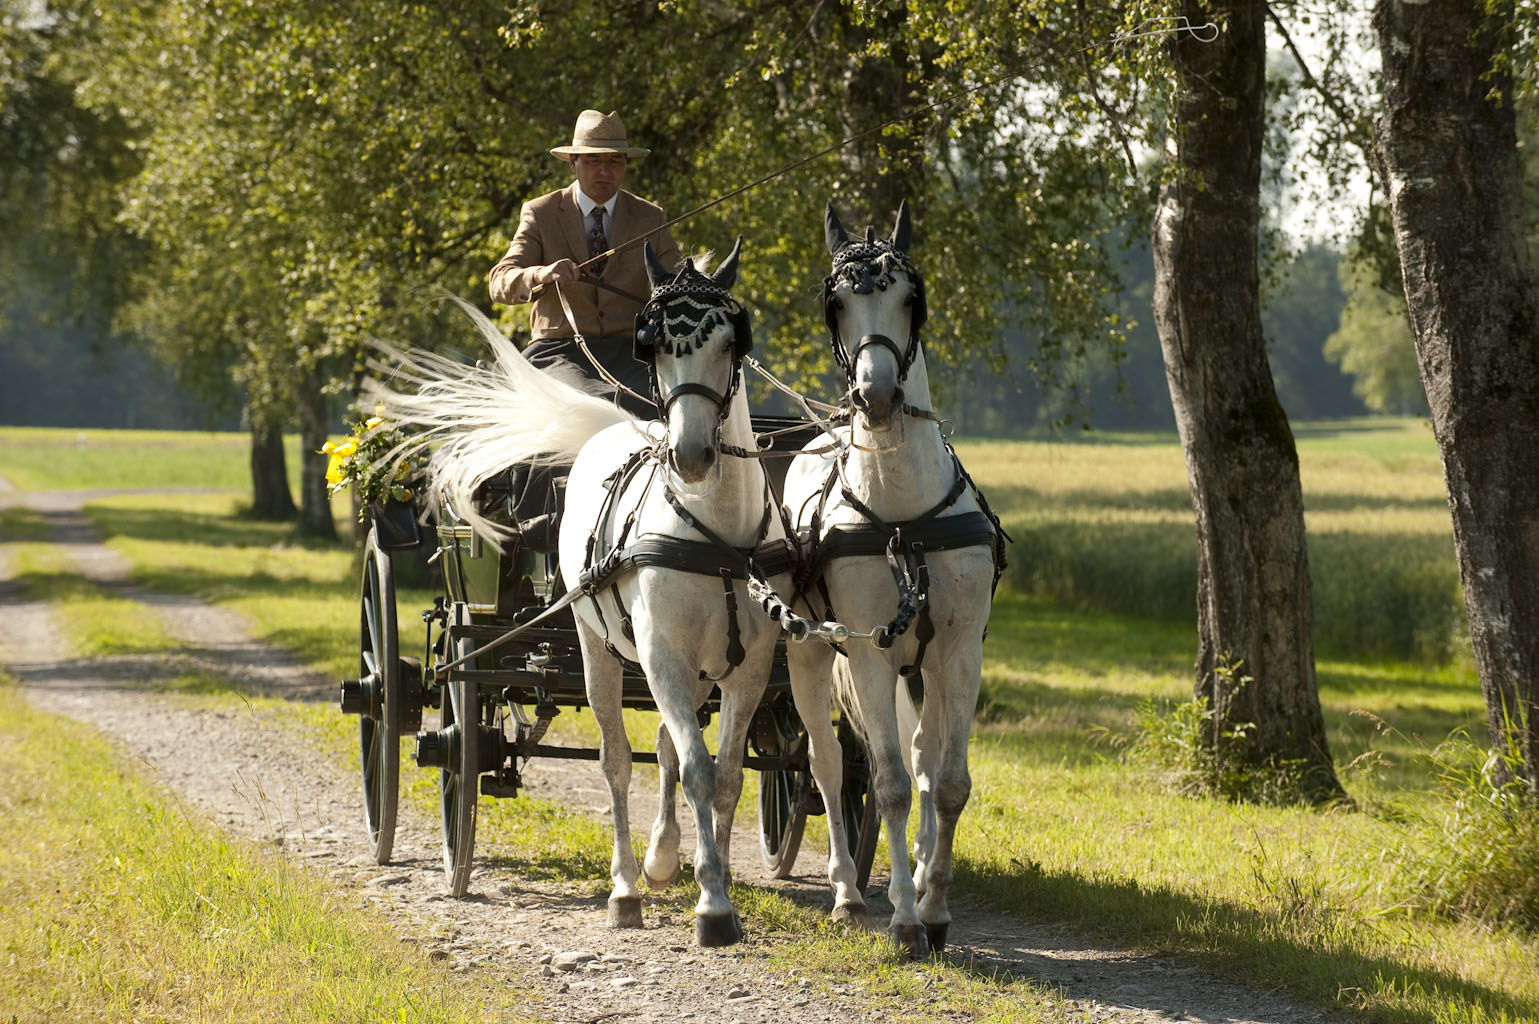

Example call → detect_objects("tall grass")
960 418 1463 664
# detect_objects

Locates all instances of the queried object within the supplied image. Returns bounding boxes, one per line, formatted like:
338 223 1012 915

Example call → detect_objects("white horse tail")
363 293 639 545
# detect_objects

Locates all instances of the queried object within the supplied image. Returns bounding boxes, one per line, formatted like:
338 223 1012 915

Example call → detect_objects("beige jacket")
488 183 683 340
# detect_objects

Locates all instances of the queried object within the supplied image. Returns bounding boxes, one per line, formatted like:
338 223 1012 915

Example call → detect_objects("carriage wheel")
837 714 879 892
438 608 480 897
357 527 401 864
755 696 808 878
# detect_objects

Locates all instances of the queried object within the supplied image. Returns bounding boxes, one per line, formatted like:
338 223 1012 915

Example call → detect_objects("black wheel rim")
358 529 399 864
838 715 878 891
756 697 807 877
439 620 479 897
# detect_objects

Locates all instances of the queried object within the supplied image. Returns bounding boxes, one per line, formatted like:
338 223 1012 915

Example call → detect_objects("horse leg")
575 622 644 928
787 639 866 926
840 650 926 958
911 643 983 953
904 675 938 900
644 649 739 946
643 721 682 889
710 666 770 887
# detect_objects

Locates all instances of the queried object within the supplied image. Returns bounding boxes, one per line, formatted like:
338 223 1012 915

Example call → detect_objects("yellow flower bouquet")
321 414 423 523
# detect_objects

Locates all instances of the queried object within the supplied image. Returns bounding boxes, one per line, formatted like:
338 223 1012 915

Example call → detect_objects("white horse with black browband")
557 239 792 947
783 202 1005 956
370 240 789 947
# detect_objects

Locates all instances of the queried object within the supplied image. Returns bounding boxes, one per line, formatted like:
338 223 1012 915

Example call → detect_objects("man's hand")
534 259 579 286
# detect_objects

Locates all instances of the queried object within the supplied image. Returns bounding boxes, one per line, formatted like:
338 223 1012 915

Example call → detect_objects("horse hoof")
642 862 679 890
925 921 949 952
888 923 930 959
695 912 742 947
607 896 644 929
831 901 869 929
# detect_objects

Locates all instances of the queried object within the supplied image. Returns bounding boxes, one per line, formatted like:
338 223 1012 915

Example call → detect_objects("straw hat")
550 110 650 159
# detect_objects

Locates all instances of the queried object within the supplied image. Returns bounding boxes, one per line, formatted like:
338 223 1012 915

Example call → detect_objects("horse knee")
873 767 912 820
934 771 971 820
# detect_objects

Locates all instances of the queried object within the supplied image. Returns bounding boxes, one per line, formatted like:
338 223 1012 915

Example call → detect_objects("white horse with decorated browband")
782 201 1004 956
372 240 790 946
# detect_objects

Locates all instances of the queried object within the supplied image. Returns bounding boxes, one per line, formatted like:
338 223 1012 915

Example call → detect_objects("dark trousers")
512 334 657 551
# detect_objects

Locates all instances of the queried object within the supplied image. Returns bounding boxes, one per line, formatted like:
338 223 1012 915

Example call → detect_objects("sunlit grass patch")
0 425 305 493
957 420 1465 664
0 677 527 1024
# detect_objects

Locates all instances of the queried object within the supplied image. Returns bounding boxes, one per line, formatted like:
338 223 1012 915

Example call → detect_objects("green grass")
0 425 318 492
958 417 1464 663
1 543 179 656
0 677 529 1023
4 422 1535 1024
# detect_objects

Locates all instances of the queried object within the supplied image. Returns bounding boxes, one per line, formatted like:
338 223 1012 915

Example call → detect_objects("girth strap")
586 532 796 584
799 510 1001 585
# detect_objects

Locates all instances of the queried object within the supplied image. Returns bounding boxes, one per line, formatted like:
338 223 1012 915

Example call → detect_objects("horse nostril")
892 386 905 409
850 389 870 412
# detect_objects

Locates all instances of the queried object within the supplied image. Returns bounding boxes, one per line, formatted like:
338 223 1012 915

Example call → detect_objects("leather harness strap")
577 445 795 680
796 443 1009 679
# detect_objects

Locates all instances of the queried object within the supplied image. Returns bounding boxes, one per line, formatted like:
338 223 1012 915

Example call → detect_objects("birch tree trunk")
1373 0 1539 794
1151 0 1341 800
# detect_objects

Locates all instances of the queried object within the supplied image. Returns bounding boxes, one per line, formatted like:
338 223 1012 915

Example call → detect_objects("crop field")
1 420 1533 1024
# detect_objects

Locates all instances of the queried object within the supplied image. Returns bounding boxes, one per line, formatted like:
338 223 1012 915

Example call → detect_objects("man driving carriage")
487 109 684 549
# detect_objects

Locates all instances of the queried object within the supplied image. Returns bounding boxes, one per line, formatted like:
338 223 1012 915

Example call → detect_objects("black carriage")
338 416 879 899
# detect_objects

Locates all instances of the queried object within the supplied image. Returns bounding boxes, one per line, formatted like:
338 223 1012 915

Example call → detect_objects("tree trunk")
1151 0 1341 801
247 420 296 521
1373 0 1539 795
295 366 337 541
839 6 926 228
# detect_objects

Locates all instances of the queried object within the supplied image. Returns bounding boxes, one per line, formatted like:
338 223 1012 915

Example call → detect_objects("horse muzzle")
849 333 906 431
667 438 722 496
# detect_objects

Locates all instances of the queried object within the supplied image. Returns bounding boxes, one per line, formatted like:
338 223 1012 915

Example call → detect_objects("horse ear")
712 236 743 289
644 241 671 289
825 202 849 255
891 199 912 252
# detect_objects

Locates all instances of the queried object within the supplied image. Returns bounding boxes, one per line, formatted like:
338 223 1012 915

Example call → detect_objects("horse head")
633 237 753 489
823 200 928 433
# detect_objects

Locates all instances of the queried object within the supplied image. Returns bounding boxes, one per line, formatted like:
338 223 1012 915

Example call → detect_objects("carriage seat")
476 462 568 554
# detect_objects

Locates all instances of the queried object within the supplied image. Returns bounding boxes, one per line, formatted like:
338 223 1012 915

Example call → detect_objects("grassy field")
0 426 309 493
1 421 1533 1024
